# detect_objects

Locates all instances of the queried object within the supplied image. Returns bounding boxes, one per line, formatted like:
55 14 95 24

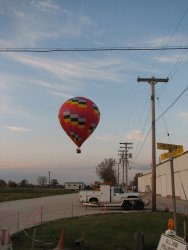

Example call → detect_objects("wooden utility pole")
117 162 120 185
119 142 133 186
48 171 51 184
137 76 169 211
118 150 125 184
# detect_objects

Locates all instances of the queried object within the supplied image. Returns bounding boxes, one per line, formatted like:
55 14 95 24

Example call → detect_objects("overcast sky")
0 0 188 184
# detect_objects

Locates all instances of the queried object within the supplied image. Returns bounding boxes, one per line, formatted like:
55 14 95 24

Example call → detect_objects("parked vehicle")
79 185 146 210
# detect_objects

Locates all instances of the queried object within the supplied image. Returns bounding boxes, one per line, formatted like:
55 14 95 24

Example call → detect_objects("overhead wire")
156 86 188 212
133 102 150 158
123 83 139 139
132 127 151 166
1 8 187 175
168 48 188 80
131 6 188 171
0 46 187 53
158 44 188 97
132 83 188 170
148 5 188 98
144 5 188 78
156 97 171 142
155 96 172 163
155 84 188 122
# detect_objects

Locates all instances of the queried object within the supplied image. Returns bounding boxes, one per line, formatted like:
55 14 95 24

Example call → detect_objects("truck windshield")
114 186 125 194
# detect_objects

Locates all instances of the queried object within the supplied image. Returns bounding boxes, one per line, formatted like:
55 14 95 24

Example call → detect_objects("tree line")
0 177 60 188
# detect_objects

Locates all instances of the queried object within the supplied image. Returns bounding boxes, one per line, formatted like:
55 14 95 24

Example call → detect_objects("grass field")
0 188 75 202
12 212 188 250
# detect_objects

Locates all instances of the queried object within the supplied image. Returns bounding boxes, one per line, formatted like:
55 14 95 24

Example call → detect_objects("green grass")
12 212 188 250
0 188 76 202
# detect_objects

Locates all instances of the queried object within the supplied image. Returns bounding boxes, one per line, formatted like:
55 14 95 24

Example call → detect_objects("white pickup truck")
79 185 146 210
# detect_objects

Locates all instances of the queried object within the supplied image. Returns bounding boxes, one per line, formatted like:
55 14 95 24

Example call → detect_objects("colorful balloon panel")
58 97 100 149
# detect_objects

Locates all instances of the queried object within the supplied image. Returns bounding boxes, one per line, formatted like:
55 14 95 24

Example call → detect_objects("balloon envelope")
58 97 100 150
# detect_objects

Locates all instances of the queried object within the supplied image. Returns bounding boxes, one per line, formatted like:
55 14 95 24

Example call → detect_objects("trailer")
79 185 148 210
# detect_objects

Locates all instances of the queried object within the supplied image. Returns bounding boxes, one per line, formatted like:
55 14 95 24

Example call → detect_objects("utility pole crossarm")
137 77 169 83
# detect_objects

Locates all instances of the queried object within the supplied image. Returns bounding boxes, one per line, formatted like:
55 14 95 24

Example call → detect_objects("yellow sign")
160 147 184 160
157 142 183 152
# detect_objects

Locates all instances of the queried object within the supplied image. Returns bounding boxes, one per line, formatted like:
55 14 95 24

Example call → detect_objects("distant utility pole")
117 162 120 185
119 142 133 186
137 76 169 211
48 171 51 184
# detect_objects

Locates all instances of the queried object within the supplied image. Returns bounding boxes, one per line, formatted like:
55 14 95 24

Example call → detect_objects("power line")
132 127 151 165
169 48 188 80
133 84 188 164
156 97 171 144
133 102 150 159
143 6 188 77
0 46 187 53
156 84 188 122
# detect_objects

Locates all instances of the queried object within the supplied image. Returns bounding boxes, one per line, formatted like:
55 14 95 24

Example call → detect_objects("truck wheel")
89 198 99 204
122 200 132 210
133 200 144 210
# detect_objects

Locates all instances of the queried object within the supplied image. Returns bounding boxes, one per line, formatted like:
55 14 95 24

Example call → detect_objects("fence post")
17 212 20 233
40 206 43 224
134 231 144 250
72 202 73 217
30 228 36 250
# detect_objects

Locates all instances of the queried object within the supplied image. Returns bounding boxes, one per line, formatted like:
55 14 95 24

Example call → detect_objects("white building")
138 151 188 200
64 182 84 190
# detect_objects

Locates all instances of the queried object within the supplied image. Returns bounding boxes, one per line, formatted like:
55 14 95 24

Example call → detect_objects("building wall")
138 151 188 200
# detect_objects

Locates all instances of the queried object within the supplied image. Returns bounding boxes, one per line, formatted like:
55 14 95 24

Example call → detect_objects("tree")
50 179 59 188
96 158 117 185
0 179 7 187
20 179 28 187
8 180 17 187
37 176 47 186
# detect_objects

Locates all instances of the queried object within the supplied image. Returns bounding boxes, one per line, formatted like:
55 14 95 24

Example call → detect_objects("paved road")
0 193 102 234
0 193 187 235
156 196 188 214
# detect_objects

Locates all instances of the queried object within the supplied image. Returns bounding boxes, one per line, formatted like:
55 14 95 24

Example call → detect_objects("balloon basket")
76 148 81 154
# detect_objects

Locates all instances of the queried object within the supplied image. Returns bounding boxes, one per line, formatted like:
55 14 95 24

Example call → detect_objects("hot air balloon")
58 97 100 153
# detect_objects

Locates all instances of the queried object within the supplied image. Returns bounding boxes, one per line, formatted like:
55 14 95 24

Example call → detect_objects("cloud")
5 126 31 132
179 112 188 119
0 93 26 115
50 91 72 99
30 0 60 12
0 103 24 115
126 130 143 141
95 134 114 142
154 54 188 64
148 36 170 47
0 0 99 46
146 34 188 47
5 53 127 84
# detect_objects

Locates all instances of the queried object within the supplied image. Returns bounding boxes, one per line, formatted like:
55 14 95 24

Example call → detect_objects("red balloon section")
58 97 100 152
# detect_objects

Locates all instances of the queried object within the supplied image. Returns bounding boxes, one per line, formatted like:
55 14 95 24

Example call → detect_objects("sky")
0 0 188 185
